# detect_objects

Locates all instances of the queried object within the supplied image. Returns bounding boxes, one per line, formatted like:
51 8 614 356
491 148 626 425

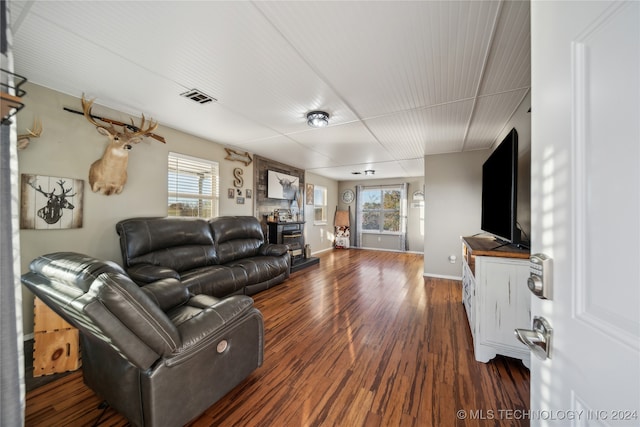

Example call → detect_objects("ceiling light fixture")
364 169 375 176
306 111 329 128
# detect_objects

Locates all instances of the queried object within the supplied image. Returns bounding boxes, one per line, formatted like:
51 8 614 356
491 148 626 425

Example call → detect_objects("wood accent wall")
253 155 305 224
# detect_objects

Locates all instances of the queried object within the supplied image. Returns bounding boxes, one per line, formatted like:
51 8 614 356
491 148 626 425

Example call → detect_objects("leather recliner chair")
21 252 264 427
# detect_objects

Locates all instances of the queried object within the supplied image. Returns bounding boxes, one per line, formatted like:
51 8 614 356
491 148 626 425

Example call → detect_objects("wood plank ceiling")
9 0 530 180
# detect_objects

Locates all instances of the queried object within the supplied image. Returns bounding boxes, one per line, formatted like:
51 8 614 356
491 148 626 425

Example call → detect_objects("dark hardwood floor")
25 249 529 426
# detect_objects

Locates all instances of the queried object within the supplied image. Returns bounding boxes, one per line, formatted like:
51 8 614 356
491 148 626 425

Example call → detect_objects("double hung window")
313 185 327 224
355 183 408 251
168 152 219 218
360 187 402 233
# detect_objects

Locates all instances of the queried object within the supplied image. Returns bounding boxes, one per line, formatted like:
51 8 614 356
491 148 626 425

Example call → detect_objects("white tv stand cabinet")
461 236 531 368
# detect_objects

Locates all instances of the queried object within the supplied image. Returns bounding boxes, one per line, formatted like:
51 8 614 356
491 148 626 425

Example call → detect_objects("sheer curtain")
1 0 26 424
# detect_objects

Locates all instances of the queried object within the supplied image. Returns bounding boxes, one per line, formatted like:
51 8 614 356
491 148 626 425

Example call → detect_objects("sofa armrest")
259 243 289 257
127 263 180 284
168 295 258 365
141 279 190 312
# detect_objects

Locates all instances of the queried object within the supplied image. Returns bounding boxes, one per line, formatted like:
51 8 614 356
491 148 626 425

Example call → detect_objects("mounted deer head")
82 95 159 195
18 117 43 150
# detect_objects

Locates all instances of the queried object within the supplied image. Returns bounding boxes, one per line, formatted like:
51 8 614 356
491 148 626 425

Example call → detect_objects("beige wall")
303 172 338 254
338 177 425 253
423 150 487 278
18 83 254 334
423 91 531 278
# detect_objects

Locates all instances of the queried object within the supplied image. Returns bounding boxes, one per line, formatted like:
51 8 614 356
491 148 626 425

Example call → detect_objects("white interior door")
530 1 639 426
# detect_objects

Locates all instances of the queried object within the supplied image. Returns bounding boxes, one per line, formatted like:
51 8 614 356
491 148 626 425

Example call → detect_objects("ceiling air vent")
180 89 217 105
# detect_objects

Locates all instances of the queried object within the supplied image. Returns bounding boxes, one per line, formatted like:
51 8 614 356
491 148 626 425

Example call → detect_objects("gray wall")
423 150 487 278
423 91 531 278
18 83 254 334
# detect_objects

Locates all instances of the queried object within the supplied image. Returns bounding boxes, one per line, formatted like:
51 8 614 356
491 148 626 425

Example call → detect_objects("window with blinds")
168 152 219 218
313 185 328 224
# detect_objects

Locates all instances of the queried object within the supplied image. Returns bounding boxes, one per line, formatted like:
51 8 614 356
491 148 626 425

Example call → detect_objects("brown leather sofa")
22 252 264 427
116 216 290 297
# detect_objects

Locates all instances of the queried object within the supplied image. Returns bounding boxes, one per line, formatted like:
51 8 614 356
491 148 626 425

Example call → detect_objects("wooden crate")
32 297 81 377
33 297 74 333
33 329 81 377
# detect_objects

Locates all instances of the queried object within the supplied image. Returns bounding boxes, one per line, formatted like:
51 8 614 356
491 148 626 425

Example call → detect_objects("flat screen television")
481 128 520 245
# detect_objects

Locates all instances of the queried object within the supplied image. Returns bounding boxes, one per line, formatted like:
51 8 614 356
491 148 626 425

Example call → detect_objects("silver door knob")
527 275 543 294
515 316 553 360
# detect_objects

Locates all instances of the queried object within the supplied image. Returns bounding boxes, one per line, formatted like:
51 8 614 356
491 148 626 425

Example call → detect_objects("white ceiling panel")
365 99 475 159
232 134 335 171
309 159 418 182
256 1 501 119
9 0 531 181
165 101 282 147
286 122 393 166
464 89 530 150
11 11 177 114
479 0 531 95
396 158 426 179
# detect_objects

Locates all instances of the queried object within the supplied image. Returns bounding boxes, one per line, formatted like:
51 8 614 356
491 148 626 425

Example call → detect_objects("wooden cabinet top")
462 236 530 259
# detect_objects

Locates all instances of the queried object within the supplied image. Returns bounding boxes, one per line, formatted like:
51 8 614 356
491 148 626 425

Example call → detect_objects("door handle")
515 316 553 360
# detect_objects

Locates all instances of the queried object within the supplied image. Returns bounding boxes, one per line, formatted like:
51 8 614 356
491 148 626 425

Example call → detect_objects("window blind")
168 152 219 218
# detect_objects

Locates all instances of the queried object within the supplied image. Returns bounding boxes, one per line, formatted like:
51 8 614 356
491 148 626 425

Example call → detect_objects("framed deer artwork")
20 174 84 229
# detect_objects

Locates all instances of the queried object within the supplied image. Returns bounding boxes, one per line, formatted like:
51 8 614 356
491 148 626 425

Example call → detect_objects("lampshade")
306 111 329 128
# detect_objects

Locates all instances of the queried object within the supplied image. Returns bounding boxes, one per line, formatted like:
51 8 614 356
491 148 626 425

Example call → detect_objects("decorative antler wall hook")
17 117 43 149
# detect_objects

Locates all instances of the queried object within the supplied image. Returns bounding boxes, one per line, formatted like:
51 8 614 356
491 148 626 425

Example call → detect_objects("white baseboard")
423 272 462 281
311 246 334 256
352 246 424 255
313 246 424 256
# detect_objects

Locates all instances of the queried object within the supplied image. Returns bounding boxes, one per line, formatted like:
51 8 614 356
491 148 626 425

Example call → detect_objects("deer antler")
17 117 43 150
81 94 117 135
82 94 157 138
56 180 76 198
125 113 158 138
27 179 52 197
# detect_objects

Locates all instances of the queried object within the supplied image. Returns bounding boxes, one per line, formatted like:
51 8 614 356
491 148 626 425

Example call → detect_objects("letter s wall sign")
233 168 244 188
